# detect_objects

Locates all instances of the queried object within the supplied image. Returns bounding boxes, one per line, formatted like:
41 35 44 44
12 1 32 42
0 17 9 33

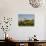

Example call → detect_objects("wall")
0 0 46 40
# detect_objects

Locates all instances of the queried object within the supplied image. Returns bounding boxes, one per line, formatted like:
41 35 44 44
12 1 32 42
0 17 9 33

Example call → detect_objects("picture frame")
18 14 35 26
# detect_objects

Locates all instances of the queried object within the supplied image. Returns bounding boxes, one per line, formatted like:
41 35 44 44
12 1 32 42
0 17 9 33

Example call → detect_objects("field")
18 19 34 26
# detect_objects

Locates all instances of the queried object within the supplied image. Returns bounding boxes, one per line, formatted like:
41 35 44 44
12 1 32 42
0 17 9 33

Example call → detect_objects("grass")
18 19 34 26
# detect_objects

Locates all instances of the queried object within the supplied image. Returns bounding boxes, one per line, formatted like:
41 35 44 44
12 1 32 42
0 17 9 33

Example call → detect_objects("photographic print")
18 14 35 26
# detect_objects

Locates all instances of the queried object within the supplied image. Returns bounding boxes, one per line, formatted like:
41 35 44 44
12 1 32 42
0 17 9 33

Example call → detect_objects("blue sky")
18 14 34 21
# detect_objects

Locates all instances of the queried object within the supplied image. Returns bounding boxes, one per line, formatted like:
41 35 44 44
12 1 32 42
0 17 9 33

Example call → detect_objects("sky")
18 14 34 21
